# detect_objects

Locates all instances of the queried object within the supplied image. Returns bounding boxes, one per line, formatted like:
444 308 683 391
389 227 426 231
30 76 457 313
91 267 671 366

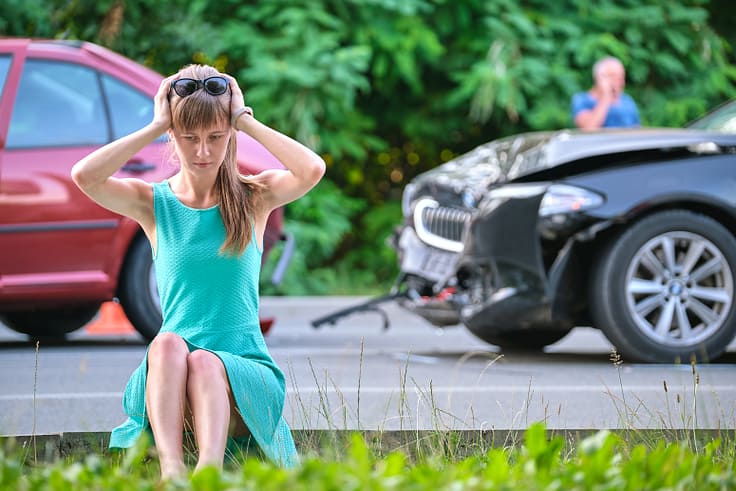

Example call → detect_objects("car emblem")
461 189 476 208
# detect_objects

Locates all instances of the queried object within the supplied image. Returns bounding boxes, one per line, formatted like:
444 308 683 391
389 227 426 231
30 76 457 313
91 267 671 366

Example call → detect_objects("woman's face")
170 124 231 174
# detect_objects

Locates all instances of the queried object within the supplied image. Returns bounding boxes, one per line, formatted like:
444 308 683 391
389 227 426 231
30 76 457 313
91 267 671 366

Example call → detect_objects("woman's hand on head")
227 75 254 128
227 75 246 113
151 75 175 132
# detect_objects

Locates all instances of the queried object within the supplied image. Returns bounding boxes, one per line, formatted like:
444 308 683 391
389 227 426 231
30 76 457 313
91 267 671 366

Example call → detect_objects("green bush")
261 178 400 295
262 179 361 295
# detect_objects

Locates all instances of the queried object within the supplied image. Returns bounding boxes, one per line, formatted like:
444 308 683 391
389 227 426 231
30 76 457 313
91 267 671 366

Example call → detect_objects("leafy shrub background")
2 0 735 294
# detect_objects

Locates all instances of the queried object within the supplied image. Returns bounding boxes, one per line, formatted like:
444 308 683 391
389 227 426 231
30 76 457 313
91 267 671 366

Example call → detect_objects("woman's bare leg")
186 349 232 471
146 332 189 479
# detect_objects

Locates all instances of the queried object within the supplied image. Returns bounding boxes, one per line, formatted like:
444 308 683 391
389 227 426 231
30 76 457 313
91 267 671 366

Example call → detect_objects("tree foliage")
3 0 734 194
2 0 735 292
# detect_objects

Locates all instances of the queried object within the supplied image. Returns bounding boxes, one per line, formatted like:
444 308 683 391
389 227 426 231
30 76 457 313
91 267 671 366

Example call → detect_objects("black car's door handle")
121 162 156 173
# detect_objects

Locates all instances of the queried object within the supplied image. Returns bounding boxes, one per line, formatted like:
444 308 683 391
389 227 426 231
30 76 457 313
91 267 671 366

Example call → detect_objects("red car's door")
0 52 166 304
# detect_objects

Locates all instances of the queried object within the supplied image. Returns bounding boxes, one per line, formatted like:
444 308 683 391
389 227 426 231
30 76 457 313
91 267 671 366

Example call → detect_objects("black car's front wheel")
591 210 736 363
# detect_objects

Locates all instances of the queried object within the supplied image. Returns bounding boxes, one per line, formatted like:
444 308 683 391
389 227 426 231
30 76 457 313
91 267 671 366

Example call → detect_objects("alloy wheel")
625 232 733 347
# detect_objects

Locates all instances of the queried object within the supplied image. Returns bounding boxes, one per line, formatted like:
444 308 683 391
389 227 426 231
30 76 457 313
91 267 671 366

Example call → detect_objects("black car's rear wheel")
118 235 162 341
590 210 736 363
0 305 99 340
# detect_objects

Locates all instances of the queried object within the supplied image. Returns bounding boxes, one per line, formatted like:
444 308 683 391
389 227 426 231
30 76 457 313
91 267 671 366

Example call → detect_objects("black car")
391 101 736 363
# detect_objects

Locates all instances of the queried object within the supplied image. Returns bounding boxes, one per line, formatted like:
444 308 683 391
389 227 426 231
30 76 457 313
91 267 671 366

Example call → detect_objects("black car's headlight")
486 183 604 216
538 184 604 216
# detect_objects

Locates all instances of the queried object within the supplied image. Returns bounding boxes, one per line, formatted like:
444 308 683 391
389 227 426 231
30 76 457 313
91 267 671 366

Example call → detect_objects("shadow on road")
0 333 733 365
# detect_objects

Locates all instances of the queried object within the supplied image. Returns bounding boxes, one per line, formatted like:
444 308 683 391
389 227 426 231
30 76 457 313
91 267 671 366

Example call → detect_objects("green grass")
2 424 734 490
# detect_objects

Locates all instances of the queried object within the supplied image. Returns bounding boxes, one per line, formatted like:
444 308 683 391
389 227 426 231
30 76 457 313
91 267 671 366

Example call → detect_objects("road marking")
1 384 733 401
292 385 730 394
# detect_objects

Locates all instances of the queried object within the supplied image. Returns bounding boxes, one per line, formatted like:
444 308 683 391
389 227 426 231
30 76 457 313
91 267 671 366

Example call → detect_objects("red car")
0 38 289 340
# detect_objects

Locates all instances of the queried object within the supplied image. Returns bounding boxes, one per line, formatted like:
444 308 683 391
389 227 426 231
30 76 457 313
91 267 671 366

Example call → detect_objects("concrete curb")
5 428 733 462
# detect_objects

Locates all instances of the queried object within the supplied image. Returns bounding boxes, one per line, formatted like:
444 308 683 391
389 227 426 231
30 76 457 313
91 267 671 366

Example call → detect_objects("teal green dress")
109 180 298 468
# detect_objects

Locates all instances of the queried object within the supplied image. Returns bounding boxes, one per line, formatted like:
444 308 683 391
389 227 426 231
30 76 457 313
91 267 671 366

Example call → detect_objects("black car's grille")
413 198 473 251
421 206 470 241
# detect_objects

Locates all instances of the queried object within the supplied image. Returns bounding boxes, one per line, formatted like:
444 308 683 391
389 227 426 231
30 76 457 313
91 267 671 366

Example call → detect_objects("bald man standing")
571 56 641 129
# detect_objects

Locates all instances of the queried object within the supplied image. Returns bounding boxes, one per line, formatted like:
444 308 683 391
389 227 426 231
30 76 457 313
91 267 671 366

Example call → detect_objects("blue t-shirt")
571 92 640 128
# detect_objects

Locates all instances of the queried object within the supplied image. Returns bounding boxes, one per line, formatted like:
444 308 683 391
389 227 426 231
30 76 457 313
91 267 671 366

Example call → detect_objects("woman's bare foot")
159 459 187 481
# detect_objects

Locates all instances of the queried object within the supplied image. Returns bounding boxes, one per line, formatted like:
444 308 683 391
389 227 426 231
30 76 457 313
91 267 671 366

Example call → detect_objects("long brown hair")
169 64 262 256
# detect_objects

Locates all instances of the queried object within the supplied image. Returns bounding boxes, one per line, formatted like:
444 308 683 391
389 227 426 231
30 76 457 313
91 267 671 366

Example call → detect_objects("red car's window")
101 74 161 141
0 55 10 98
7 59 108 148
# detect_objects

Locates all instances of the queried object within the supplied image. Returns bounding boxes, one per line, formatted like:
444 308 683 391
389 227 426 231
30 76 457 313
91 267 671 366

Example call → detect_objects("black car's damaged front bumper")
394 189 597 339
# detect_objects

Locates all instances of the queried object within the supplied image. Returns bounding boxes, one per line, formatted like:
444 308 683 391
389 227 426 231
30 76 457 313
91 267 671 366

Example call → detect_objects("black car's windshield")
687 100 736 132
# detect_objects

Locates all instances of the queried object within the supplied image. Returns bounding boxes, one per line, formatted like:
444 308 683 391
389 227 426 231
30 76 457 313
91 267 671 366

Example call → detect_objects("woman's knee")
187 350 226 384
149 332 188 365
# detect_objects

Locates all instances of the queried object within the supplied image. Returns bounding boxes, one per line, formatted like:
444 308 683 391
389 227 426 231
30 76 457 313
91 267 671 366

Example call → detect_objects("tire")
473 328 571 351
118 236 162 341
590 210 736 363
0 305 99 339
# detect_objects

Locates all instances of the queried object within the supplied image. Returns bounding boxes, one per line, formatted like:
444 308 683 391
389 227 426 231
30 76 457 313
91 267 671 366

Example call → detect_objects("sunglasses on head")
170 76 229 97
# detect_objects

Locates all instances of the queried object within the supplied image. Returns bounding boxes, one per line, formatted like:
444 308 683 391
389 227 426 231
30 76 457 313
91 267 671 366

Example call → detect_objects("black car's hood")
414 128 736 191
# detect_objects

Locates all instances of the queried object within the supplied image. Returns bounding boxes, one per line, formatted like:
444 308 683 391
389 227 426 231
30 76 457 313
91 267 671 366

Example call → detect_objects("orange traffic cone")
85 302 137 335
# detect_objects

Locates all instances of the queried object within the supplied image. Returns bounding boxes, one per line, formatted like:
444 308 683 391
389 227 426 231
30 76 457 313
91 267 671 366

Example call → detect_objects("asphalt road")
1 297 734 436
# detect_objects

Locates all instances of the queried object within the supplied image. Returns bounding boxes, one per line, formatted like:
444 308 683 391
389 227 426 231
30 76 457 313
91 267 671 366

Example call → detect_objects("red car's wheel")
118 236 162 341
